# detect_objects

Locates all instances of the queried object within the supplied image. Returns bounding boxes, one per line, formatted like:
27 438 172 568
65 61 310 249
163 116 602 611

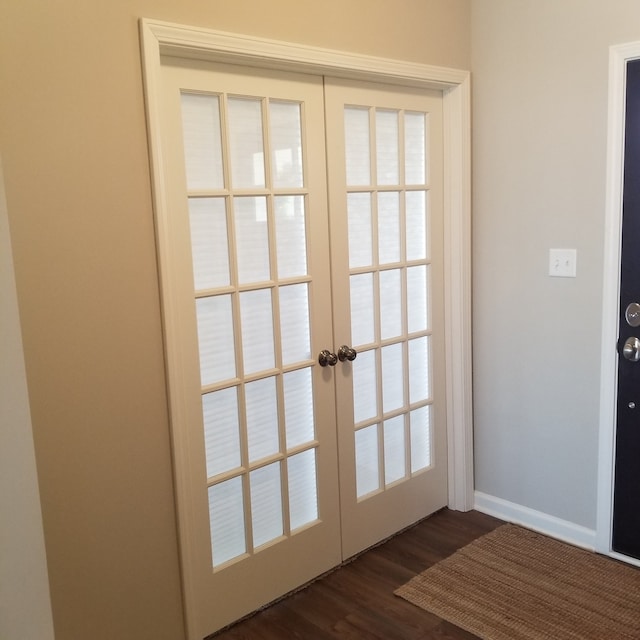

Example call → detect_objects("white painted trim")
597 41 640 559
443 77 474 510
140 18 473 508
140 18 473 638
475 492 596 551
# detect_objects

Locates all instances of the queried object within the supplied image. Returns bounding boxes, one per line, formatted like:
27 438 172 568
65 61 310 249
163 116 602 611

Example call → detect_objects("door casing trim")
597 40 640 558
140 17 473 636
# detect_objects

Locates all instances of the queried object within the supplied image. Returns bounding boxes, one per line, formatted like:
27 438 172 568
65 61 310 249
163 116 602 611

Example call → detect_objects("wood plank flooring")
209 509 504 639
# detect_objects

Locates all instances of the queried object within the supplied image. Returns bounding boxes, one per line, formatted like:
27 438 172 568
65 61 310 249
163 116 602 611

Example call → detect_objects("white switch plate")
549 248 577 277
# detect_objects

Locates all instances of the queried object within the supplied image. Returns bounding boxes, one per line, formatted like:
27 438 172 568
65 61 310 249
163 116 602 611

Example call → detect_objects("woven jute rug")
395 524 640 639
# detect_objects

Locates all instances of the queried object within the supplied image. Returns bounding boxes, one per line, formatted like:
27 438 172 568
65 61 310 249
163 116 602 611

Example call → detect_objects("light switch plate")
549 248 577 277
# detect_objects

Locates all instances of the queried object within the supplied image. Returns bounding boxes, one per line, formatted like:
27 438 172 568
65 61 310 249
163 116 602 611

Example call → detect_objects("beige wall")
0 2 470 638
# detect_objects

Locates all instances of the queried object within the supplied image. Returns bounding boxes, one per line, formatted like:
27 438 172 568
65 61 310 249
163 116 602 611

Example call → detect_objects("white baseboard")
474 491 597 550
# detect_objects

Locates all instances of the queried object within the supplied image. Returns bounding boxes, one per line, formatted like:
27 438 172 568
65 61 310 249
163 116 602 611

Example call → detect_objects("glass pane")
350 273 375 347
376 109 399 185
196 295 236 386
406 191 427 261
405 112 426 185
379 269 402 340
407 265 428 334
189 198 230 291
209 477 245 567
279 284 310 365
284 368 315 449
288 449 318 531
382 343 404 413
356 425 379 498
378 192 400 264
347 193 373 268
408 336 430 403
352 349 377 424
245 377 279 462
275 196 307 278
344 107 371 186
234 197 270 284
240 289 274 374
270 101 303 188
410 406 432 472
384 415 406 485
228 97 265 188
250 463 283 548
180 93 224 191
203 387 240 478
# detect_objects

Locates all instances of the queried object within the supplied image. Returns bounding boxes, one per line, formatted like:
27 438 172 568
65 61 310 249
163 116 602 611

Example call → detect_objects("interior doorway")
141 19 473 639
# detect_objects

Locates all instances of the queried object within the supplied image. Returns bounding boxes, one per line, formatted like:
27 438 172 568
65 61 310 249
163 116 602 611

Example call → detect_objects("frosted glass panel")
234 197 270 284
382 343 404 413
404 112 426 185
410 406 432 472
275 196 307 278
279 284 310 365
269 101 303 188
250 463 283 547
344 107 371 186
209 477 245 567
228 97 265 188
408 336 430 403
347 193 372 268
379 269 402 340
376 109 399 185
350 273 375 347
356 425 379 498
245 377 279 462
352 349 377 424
196 295 236 386
283 368 315 449
407 265 428 334
406 191 427 261
378 192 400 264
203 387 240 478
240 289 274 374
180 93 224 191
189 198 229 291
384 415 406 485
288 449 318 530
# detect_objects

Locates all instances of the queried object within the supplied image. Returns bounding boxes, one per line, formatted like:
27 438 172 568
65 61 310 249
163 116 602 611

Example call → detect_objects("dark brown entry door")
613 57 640 560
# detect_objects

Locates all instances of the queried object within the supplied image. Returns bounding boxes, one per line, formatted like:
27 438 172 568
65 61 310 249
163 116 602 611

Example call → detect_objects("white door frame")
597 41 640 565
140 17 473 514
141 16 472 511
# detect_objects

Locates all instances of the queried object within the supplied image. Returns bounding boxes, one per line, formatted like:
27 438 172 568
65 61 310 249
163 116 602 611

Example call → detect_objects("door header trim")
140 19 469 90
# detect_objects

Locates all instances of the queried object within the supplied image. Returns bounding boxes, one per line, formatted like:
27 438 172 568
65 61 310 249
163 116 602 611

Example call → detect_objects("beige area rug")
395 524 640 640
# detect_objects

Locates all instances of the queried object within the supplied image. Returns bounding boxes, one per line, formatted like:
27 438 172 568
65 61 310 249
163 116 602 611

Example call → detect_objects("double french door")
157 57 446 639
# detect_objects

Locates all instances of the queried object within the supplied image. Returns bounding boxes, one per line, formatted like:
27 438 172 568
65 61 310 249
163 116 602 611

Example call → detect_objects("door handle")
337 345 357 362
622 336 640 362
318 350 338 367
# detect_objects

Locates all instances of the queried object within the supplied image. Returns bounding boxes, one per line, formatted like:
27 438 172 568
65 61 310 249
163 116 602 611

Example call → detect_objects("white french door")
155 57 446 639
325 78 447 558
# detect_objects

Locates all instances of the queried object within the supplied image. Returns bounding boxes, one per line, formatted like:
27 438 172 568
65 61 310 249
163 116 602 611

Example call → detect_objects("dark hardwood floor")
210 509 504 639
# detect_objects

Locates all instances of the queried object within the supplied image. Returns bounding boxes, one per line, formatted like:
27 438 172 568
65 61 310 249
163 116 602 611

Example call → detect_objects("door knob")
318 350 338 367
338 345 357 362
622 336 640 362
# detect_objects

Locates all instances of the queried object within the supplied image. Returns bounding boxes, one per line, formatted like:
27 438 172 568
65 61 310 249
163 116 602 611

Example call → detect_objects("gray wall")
0 156 55 639
471 0 640 529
